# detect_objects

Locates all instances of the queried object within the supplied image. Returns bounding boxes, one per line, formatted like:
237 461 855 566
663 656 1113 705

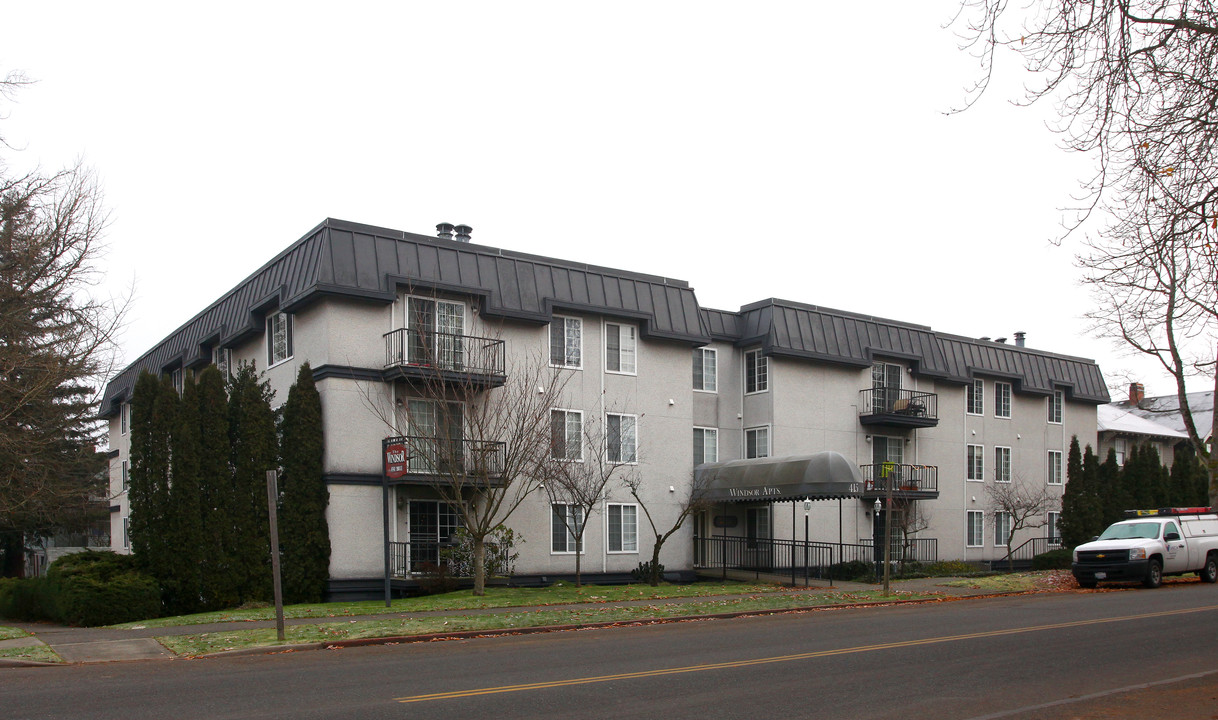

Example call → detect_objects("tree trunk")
1 532 25 578
648 538 663 586
574 530 583 587
472 535 487 596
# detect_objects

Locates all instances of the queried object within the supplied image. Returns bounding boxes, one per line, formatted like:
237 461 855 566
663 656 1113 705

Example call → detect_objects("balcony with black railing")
859 463 939 499
858 387 939 428
383 435 507 483
383 329 506 388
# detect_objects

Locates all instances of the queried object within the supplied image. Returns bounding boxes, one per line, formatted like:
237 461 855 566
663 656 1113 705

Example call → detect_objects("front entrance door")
407 500 461 573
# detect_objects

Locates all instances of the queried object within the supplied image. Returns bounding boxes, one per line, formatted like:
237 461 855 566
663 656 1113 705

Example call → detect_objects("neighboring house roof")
699 299 1110 403
1097 404 1190 440
1109 391 1215 442
101 220 1112 416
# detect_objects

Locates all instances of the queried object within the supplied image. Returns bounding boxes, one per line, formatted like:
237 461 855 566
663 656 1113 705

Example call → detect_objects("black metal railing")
858 388 939 424
859 463 939 495
384 435 507 479
384 329 505 379
693 536 939 582
390 540 450 577
991 536 1063 570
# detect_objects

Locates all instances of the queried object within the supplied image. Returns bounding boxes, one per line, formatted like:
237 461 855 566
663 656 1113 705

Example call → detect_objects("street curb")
185 589 1031 660
0 657 61 668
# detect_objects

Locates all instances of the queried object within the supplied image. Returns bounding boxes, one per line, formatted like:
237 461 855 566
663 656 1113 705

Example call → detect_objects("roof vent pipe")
453 224 472 243
1014 331 1026 347
995 337 1007 344
436 222 454 240
980 336 991 342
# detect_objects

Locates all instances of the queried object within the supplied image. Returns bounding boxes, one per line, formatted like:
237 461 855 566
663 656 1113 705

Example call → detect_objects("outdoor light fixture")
865 435 872 443
873 499 882 515
803 498 811 512
669 485 675 492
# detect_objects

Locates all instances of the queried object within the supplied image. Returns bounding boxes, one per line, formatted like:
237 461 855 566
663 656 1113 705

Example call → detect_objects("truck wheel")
1144 559 1163 588
1201 554 1218 584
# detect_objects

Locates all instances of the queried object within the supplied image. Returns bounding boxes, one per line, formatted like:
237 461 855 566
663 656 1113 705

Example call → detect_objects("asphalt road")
4 584 1218 720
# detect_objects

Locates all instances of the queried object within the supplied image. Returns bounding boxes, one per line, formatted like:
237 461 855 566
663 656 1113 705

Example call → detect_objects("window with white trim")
550 409 583 461
123 517 130 549
745 426 770 459
1048 450 1063 485
551 504 584 553
693 348 717 392
120 403 130 436
966 511 984 547
995 382 1011 418
966 378 983 415
967 444 984 481
607 503 638 552
266 311 293 366
605 322 637 374
606 413 637 464
1049 390 1063 424
171 367 184 396
745 349 768 394
549 316 582 368
995 446 1012 483
121 460 129 492
1047 511 1061 542
212 347 231 379
1114 438 1126 465
994 512 1012 546
693 427 718 466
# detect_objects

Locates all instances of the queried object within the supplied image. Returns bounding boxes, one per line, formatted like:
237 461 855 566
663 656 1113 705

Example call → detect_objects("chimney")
1014 331 1026 347
436 222 454 240
453 224 472 243
1129 382 1145 405
995 337 1007 344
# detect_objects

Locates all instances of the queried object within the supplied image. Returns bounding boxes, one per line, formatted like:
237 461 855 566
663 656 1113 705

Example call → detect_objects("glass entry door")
407 298 465 370
408 500 461 572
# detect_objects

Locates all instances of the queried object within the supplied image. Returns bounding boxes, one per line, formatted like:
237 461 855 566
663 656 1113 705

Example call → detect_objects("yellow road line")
397 604 1218 703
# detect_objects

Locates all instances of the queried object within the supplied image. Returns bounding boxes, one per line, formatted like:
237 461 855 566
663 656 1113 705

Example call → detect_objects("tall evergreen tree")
128 371 175 595
1098 448 1127 527
1169 443 1209 507
227 363 276 604
278 363 329 604
196 366 237 610
1060 437 1103 547
164 375 204 614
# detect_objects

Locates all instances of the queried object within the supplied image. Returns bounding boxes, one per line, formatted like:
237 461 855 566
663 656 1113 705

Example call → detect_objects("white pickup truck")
1072 507 1218 588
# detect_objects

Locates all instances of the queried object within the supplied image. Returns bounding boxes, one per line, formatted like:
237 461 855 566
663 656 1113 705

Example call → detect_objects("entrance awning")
696 452 864 503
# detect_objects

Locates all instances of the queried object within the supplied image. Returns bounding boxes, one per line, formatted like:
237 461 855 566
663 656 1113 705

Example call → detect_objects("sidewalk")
0 576 1009 666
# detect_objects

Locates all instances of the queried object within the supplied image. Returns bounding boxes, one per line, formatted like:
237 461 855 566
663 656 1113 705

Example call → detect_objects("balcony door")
406 399 464 475
871 362 902 413
872 436 904 488
407 297 465 370
408 500 461 572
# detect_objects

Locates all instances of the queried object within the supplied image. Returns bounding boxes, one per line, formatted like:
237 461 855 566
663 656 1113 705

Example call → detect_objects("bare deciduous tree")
625 469 713 586
986 478 1058 571
954 1 1218 505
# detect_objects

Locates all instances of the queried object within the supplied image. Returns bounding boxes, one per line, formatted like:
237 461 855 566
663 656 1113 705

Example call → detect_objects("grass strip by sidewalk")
0 625 30 641
112 581 792 630
0 644 62 663
158 588 940 656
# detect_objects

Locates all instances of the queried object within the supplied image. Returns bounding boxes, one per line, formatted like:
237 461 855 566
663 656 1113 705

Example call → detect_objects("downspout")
601 319 608 576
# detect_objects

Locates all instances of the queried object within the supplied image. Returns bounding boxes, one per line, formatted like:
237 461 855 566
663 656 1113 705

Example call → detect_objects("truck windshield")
1097 522 1161 540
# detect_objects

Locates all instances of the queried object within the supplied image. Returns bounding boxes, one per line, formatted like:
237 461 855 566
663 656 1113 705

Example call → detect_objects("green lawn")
0 626 30 641
157 587 939 656
0 644 61 663
111 581 794 629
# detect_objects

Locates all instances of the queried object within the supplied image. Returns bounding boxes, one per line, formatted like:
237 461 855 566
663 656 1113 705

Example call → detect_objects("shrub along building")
101 220 1108 597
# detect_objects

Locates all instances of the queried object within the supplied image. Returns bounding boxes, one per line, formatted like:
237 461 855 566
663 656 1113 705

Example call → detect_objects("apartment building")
100 219 1107 595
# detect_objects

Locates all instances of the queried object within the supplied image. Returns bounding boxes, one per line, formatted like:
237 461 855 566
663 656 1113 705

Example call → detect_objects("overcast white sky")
0 1 1191 400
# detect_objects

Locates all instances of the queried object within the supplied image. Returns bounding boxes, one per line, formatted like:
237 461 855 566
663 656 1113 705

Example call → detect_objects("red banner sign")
384 443 408 479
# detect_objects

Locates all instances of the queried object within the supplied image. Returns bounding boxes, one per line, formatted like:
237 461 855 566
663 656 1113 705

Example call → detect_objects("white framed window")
122 517 130 549
966 378 983 415
550 409 583 461
212 347 232 379
745 426 770 459
1047 511 1061 542
693 427 718 466
1114 438 1126 465
995 446 1012 483
1049 390 1063 424
605 322 637 374
745 349 768 394
693 348 717 392
551 503 584 553
967 444 984 481
171 367 184 396
121 460 129 492
607 503 638 553
606 413 637 464
994 512 1013 547
549 316 582 369
120 402 130 436
266 311 293 367
995 382 1012 419
966 511 984 547
1048 450 1064 485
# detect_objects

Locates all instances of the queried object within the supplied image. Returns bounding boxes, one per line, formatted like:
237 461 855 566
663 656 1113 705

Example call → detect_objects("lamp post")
883 473 893 595
873 498 882 583
803 498 811 587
